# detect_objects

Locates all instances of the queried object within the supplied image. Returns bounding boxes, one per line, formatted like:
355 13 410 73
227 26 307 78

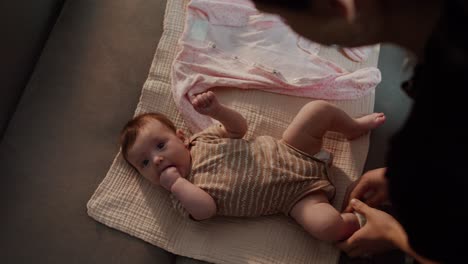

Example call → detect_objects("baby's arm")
192 91 248 138
160 167 216 220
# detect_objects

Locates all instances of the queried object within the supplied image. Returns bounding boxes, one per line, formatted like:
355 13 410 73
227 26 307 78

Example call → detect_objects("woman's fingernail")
351 199 357 205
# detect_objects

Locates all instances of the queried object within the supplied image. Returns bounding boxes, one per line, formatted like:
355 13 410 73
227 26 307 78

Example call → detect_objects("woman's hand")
343 167 389 212
336 199 407 257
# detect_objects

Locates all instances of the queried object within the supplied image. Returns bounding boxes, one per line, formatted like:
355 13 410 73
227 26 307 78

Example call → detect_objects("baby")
120 91 385 242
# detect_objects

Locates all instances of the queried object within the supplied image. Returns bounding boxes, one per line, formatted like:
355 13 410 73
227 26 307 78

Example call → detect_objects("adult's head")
252 1 468 263
252 0 442 56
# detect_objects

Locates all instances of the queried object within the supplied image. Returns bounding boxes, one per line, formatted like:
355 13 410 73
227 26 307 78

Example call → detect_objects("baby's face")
126 120 191 185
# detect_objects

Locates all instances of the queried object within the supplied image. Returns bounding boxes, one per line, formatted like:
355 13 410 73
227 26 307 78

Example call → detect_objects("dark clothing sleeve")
385 1 468 262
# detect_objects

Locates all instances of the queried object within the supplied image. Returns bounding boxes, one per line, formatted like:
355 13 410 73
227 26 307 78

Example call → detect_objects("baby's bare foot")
347 113 386 140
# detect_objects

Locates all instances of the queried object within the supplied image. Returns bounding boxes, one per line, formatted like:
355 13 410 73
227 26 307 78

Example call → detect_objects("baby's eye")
142 159 149 168
156 142 165 149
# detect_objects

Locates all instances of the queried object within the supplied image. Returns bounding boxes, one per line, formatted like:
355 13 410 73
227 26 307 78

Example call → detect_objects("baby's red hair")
120 112 176 162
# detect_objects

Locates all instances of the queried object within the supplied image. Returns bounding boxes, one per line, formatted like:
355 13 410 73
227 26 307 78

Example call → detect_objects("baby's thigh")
289 192 342 239
290 191 341 226
280 131 322 157
290 191 330 217
281 101 333 155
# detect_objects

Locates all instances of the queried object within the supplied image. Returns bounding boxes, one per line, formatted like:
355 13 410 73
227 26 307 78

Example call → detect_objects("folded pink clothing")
342 46 374 62
172 0 381 132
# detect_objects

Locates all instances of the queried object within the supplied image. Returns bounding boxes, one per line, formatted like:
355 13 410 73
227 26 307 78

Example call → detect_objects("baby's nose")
153 156 164 166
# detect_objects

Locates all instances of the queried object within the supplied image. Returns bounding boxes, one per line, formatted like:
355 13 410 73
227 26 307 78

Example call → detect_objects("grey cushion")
0 0 175 263
0 0 64 138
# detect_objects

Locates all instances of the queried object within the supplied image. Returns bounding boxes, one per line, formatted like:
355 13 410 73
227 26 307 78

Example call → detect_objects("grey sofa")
1 0 175 263
0 0 411 263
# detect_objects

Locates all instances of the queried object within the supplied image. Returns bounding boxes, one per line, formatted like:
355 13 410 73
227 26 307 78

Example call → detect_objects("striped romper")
172 125 335 217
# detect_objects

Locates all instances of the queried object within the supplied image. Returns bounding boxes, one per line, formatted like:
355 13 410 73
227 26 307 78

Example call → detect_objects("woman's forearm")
391 223 438 264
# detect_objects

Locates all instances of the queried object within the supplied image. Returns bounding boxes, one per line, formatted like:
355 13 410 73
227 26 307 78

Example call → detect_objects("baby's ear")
176 129 186 141
176 129 188 144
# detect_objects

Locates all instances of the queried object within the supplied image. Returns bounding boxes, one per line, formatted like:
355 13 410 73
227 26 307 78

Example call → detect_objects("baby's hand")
160 167 181 191
191 91 221 116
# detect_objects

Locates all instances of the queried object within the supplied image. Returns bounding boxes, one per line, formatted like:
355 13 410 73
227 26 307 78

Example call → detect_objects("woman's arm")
394 228 439 264
337 199 439 264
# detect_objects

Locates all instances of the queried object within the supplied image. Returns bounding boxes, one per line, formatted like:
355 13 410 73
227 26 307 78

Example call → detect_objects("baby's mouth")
160 164 176 174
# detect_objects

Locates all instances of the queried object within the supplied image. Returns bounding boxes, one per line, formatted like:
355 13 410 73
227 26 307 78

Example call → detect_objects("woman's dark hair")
252 0 310 11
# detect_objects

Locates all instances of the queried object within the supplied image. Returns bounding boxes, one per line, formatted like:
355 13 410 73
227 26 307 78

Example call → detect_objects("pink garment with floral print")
172 0 381 132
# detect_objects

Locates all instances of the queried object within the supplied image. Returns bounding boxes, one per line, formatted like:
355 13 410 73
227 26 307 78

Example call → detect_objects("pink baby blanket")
171 0 381 131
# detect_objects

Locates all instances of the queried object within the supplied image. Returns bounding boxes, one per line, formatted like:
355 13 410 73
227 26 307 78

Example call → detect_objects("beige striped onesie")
171 125 335 218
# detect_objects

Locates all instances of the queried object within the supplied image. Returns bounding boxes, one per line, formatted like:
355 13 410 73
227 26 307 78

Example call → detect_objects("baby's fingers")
200 92 217 106
191 96 201 108
201 93 211 106
192 95 206 108
205 91 215 101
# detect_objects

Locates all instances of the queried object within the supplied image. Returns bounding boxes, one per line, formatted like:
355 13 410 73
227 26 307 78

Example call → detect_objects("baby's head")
120 113 191 185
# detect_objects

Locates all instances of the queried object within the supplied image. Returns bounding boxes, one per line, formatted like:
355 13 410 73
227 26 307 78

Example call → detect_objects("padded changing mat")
87 0 380 263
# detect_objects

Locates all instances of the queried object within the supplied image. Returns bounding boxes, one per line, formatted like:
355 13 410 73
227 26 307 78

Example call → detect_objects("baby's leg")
282 100 385 156
290 192 360 242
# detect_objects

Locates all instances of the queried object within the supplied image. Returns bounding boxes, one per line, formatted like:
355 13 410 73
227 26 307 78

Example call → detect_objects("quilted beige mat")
87 0 380 263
